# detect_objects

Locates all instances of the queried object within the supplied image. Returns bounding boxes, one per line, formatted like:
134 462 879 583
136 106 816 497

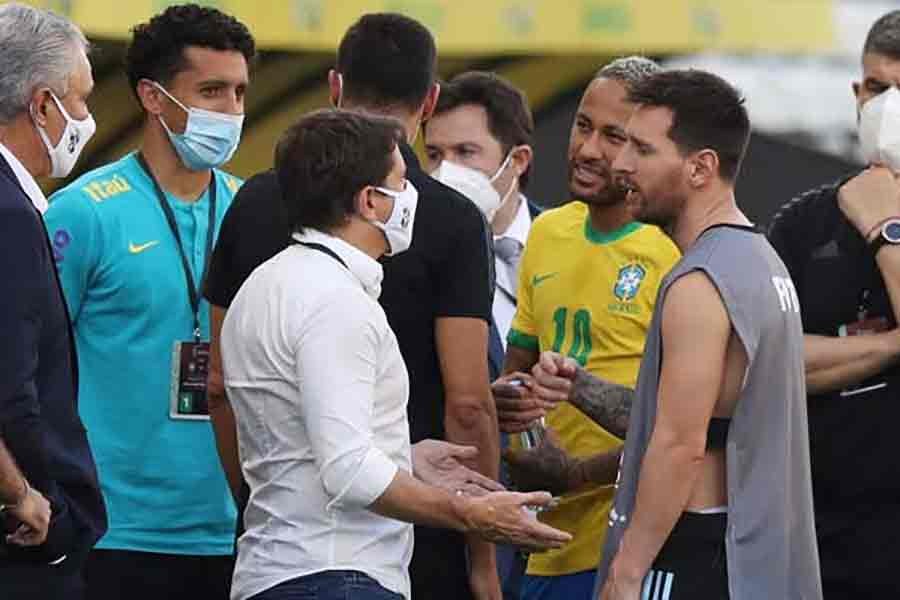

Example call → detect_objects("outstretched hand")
412 439 504 497
462 490 572 553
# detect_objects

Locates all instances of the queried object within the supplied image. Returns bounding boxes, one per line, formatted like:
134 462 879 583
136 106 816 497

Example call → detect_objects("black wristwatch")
870 218 900 255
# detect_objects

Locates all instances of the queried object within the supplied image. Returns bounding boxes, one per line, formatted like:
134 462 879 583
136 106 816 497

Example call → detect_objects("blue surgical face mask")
152 81 244 171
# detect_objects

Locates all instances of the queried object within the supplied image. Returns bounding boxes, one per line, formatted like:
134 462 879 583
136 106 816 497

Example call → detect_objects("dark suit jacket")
488 200 542 381
0 152 106 579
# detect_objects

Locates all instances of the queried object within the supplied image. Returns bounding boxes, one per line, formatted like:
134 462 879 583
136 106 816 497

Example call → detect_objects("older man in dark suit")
0 4 106 599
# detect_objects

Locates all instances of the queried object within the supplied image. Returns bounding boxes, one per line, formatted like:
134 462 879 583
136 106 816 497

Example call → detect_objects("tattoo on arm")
569 367 635 438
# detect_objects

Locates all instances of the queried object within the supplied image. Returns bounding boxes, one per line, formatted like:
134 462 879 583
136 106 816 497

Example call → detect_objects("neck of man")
340 100 420 145
0 115 50 179
491 183 522 236
139 119 212 202
667 186 750 253
331 219 388 261
587 199 633 234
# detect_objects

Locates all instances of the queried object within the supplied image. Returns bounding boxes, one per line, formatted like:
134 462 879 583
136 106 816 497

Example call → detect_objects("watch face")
885 221 900 243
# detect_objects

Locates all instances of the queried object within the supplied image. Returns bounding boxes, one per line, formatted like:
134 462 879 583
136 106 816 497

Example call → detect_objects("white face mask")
32 92 96 178
859 86 900 173
371 180 419 256
431 152 515 221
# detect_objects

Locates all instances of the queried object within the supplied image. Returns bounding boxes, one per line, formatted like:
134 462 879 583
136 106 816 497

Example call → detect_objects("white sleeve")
294 290 398 511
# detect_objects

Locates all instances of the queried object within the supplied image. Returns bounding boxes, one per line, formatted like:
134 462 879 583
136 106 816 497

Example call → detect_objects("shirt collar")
494 193 532 246
292 229 384 299
0 142 47 213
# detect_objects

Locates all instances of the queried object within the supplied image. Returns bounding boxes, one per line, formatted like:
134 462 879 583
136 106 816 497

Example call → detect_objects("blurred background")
21 0 894 225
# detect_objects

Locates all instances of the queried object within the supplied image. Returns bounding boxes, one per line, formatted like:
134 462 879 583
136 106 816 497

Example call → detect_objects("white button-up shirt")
222 229 413 600
493 194 533 347
0 142 48 213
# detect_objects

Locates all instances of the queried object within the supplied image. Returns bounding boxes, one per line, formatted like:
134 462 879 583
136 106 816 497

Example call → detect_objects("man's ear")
510 145 534 178
328 69 342 108
136 80 166 116
355 185 381 221
688 150 719 188
29 88 54 128
420 82 441 123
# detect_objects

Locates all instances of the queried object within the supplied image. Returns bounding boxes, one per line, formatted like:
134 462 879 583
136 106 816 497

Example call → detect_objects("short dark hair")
864 10 900 61
125 4 255 102
336 13 437 111
627 69 750 182
275 109 405 233
430 71 535 189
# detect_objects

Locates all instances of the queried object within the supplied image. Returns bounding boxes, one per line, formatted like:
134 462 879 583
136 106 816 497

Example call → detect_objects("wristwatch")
870 218 900 255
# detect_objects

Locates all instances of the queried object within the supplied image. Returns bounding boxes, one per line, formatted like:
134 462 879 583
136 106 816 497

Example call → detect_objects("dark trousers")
250 570 403 600
410 526 473 600
0 562 85 599
0 541 90 599
84 549 234 600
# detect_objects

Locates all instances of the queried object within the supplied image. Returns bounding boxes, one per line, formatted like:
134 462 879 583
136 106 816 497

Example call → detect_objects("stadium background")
24 0 851 225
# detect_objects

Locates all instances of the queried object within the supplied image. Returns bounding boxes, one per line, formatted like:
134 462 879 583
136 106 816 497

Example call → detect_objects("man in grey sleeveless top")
586 70 822 600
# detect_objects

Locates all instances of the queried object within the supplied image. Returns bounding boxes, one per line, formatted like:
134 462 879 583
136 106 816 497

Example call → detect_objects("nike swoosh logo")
532 272 558 287
129 240 160 254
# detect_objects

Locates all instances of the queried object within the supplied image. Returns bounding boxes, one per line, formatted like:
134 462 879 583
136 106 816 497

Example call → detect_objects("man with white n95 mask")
222 108 570 600
424 71 541 382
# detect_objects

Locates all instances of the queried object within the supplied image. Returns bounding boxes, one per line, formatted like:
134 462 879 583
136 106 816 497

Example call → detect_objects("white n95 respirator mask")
859 86 900 173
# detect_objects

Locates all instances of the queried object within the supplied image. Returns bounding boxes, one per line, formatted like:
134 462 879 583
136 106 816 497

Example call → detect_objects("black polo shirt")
768 173 900 595
204 144 492 600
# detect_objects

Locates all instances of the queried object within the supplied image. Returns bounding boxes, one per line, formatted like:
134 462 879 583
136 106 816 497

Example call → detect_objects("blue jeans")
251 570 404 600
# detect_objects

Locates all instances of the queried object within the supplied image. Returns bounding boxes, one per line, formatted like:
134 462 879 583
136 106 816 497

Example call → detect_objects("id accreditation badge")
169 340 211 420
838 315 890 397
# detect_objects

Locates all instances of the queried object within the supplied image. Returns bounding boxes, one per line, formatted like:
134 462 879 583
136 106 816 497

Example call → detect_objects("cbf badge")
614 263 646 301
169 341 211 420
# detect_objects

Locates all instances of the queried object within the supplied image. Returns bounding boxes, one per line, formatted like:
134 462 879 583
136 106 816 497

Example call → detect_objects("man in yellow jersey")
495 56 680 599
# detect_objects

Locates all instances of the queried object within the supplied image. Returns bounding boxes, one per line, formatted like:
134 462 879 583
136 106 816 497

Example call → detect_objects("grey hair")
0 3 88 124
595 56 662 92
864 10 900 61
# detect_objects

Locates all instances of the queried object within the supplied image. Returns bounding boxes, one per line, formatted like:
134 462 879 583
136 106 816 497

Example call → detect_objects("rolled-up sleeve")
293 289 398 511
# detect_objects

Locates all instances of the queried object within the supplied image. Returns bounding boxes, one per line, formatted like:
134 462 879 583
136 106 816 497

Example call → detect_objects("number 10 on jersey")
551 307 592 366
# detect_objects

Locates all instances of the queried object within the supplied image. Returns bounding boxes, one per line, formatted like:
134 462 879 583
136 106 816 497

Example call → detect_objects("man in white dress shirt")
221 109 570 600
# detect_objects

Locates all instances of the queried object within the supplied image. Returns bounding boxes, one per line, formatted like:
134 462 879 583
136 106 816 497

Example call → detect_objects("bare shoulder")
662 271 730 340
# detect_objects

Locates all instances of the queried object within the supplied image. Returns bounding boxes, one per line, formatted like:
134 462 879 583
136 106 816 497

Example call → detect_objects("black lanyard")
290 238 349 270
136 153 216 341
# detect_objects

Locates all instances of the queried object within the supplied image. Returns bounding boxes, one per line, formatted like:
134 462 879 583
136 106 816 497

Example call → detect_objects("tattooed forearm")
569 367 635 438
578 448 622 487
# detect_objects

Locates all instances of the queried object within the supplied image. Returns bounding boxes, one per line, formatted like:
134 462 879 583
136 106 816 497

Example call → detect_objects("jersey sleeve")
433 195 493 321
507 220 540 352
44 189 102 322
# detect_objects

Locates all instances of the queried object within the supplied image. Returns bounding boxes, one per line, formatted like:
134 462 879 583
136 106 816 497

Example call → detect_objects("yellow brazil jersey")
507 201 680 576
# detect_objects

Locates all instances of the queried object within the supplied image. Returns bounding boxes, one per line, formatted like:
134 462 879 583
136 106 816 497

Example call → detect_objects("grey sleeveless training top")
595 225 822 599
